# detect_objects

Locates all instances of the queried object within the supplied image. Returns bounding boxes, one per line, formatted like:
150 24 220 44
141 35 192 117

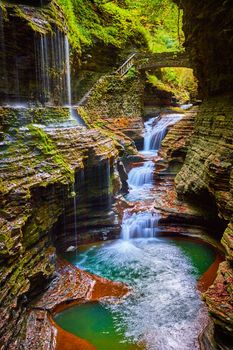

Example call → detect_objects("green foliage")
148 67 198 102
53 0 183 53
28 125 74 181
3 0 183 54
161 67 198 97
125 67 138 79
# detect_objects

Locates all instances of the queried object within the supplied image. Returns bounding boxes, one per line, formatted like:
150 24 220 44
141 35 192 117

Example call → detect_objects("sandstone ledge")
23 258 129 350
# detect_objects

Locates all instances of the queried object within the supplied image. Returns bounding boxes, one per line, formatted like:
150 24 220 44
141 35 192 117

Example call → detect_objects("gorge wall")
174 0 233 347
1 0 233 349
78 72 145 145
0 4 128 348
175 0 233 99
0 106 123 348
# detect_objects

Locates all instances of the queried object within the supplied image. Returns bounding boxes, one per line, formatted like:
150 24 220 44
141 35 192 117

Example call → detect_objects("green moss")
0 107 71 132
3 0 183 54
23 200 63 248
27 125 74 182
0 124 75 199
147 67 198 102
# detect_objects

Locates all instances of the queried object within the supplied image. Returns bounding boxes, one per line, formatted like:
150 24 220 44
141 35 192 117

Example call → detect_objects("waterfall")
64 36 86 125
143 114 183 153
40 34 50 102
35 30 67 105
128 161 154 187
70 183 78 253
1 13 85 125
65 36 72 108
121 211 159 240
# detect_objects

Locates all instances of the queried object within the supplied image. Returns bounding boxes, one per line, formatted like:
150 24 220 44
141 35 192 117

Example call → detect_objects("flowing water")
56 111 217 349
56 236 215 350
64 36 86 126
142 114 183 154
128 161 155 188
2 20 85 126
121 211 159 240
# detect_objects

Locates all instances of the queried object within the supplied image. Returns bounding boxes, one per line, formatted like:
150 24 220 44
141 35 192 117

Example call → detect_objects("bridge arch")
137 52 191 71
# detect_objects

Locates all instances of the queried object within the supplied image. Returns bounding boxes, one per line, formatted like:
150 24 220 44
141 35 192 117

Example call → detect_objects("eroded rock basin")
55 236 220 350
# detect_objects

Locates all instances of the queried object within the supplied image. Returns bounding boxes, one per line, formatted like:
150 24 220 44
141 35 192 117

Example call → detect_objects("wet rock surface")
175 97 233 344
171 1 233 343
0 107 121 349
22 258 128 350
176 0 233 98
160 106 197 165
78 73 145 144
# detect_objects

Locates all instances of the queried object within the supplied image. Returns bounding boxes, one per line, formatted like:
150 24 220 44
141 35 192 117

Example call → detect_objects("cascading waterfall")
64 36 86 125
121 211 159 240
128 161 155 187
39 34 50 102
57 105 215 350
35 31 85 125
35 30 68 105
72 183 78 254
65 36 72 110
122 114 184 240
143 114 183 153
181 103 193 110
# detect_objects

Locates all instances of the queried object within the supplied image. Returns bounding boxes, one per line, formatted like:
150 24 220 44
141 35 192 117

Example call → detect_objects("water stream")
128 161 155 188
143 114 183 155
56 111 217 350
57 237 214 350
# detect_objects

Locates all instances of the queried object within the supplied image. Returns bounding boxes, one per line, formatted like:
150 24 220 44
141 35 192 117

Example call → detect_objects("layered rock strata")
78 74 145 144
13 258 129 350
160 106 197 166
175 98 233 344
0 107 121 349
175 0 233 98
171 0 233 344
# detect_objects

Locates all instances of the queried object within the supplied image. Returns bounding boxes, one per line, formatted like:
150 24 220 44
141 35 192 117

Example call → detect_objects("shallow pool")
55 237 216 350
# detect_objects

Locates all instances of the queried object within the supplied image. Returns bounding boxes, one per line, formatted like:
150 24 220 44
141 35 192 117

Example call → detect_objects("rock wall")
173 0 233 344
175 0 233 98
160 107 197 166
175 97 233 222
0 107 120 349
78 73 145 144
175 97 233 346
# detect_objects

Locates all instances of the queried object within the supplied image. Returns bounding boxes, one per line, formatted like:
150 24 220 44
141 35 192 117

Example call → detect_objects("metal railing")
115 53 137 76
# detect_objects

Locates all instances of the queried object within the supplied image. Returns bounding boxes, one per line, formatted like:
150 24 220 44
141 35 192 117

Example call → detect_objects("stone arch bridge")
116 51 191 76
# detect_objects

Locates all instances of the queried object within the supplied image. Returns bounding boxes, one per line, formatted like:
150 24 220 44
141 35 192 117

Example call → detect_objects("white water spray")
128 161 155 188
65 36 72 109
143 114 183 153
121 211 160 240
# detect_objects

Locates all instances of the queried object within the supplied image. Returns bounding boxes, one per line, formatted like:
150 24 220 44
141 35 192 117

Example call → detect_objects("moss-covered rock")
175 96 233 342
175 96 233 222
0 103 121 348
77 73 144 153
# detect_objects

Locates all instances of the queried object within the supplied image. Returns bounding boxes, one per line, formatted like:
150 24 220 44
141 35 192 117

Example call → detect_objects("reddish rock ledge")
22 258 129 350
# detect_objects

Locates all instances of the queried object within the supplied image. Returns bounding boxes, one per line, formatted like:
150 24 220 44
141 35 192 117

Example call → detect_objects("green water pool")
55 237 216 350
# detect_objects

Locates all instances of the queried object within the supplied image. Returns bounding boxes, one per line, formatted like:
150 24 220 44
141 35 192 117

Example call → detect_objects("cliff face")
174 0 233 346
175 97 233 345
175 0 233 99
175 96 233 223
0 3 134 347
78 73 144 145
0 106 120 349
